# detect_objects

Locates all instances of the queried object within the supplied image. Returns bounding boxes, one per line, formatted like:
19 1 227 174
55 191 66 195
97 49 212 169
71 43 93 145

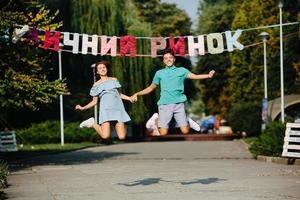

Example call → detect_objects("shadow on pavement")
8 149 138 171
118 177 227 186
118 178 162 186
0 191 8 200
181 177 227 185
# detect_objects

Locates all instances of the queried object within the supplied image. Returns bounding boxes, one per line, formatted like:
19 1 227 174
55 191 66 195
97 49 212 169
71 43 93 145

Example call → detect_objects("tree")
195 0 300 120
0 1 67 128
194 0 241 117
229 0 300 106
134 0 192 36
70 0 152 131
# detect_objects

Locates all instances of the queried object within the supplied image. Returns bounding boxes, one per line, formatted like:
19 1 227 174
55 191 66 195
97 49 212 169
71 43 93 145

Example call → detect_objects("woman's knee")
115 122 127 140
101 134 110 140
118 135 126 140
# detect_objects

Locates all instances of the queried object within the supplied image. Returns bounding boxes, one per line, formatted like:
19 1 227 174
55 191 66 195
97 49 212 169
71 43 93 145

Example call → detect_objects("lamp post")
58 43 64 146
278 0 285 122
91 63 98 122
259 32 269 100
259 32 269 130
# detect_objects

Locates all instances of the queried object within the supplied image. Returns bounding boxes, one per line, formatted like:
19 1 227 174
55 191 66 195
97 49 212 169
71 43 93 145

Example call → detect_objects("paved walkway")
4 140 300 200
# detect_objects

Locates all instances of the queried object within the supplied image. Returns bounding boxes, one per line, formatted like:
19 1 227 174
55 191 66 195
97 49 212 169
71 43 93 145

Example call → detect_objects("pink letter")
169 36 185 57
43 30 60 51
120 35 136 57
151 37 167 57
101 36 117 56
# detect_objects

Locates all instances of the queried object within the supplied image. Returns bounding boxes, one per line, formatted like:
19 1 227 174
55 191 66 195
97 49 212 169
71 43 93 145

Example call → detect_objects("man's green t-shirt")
152 65 190 105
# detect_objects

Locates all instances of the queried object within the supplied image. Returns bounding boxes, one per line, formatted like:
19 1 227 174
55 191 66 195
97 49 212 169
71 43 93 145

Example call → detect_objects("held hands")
208 70 215 78
128 96 136 103
130 94 138 103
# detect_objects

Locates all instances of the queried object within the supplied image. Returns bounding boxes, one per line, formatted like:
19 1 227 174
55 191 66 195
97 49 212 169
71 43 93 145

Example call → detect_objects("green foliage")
0 160 8 189
229 0 300 106
0 70 66 110
227 101 261 136
0 2 67 114
195 0 241 117
229 0 271 105
249 121 285 157
196 0 300 118
135 0 192 36
16 121 98 144
70 0 153 124
197 0 240 34
188 94 205 116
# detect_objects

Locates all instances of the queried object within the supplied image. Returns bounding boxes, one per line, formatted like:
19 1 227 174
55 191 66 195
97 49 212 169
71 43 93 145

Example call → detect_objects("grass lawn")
0 143 98 163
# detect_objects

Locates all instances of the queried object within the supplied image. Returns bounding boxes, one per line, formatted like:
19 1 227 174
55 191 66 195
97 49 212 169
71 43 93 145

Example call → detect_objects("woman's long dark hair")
95 61 113 80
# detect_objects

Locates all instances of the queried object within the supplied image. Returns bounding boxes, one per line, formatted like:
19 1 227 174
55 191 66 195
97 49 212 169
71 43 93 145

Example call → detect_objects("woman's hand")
128 97 135 103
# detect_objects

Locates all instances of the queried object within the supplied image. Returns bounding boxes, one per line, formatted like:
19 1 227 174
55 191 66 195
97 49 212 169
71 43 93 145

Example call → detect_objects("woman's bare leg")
92 122 110 140
115 122 126 140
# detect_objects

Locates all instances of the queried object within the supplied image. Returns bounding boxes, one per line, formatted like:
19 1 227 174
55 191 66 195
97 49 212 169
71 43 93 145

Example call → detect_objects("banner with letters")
12 24 245 57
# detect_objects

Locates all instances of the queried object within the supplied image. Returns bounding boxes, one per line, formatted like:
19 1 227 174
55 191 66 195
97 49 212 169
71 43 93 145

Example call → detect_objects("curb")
257 155 300 165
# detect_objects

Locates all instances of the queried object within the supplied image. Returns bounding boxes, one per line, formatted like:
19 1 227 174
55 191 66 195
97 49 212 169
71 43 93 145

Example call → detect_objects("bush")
0 160 8 189
228 102 261 136
16 121 99 144
249 121 285 157
64 122 99 143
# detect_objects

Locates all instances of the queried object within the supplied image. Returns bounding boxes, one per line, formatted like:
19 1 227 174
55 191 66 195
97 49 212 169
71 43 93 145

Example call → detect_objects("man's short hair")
162 48 175 57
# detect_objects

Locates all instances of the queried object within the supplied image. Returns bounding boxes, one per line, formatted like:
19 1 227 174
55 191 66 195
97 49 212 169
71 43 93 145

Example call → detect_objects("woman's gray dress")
90 79 131 124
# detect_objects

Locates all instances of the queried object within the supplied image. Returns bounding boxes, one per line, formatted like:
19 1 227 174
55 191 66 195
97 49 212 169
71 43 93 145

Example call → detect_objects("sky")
161 0 199 29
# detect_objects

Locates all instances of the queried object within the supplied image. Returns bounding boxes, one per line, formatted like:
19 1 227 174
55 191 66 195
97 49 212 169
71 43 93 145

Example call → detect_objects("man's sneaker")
188 118 200 132
146 124 160 136
79 117 95 128
146 113 159 129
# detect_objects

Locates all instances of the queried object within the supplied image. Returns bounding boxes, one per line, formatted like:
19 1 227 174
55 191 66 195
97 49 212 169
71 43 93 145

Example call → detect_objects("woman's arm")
75 96 98 110
120 93 135 103
187 70 215 80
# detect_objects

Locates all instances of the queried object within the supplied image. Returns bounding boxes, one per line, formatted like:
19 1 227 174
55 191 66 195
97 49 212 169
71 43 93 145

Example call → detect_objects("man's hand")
75 104 84 110
208 70 215 78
